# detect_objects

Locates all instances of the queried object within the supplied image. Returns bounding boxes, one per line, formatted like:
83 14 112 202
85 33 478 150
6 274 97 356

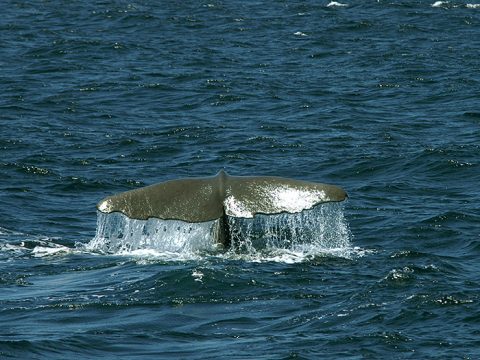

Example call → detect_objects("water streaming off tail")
87 203 352 259
227 202 352 256
86 212 221 254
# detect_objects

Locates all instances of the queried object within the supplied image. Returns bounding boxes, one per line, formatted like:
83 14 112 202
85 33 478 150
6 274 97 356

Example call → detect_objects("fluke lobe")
97 170 347 245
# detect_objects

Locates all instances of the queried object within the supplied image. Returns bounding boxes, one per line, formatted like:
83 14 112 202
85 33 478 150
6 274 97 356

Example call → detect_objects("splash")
86 203 353 262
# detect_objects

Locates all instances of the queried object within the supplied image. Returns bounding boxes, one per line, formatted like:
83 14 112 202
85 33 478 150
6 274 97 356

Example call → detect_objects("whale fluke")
97 170 347 245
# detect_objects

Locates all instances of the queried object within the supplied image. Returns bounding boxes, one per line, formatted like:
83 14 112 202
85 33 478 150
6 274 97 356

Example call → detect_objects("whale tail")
96 170 347 245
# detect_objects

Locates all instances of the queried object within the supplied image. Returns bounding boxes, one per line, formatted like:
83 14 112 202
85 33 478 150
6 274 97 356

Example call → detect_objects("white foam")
32 245 71 257
327 1 348 7
0 243 26 256
294 31 308 37
192 270 204 282
115 248 205 261
431 1 470 8
0 235 73 258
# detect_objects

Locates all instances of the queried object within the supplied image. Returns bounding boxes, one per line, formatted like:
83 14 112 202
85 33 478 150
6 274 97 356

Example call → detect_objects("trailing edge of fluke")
97 170 347 223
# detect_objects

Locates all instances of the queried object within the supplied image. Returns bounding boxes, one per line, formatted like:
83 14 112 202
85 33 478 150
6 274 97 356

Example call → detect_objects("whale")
96 170 347 246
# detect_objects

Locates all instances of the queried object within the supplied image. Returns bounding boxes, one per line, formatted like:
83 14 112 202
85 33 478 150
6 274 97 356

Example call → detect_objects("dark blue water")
1 0 480 358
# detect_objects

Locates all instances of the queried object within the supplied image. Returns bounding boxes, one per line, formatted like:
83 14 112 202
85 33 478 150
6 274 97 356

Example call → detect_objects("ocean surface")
1 0 479 358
